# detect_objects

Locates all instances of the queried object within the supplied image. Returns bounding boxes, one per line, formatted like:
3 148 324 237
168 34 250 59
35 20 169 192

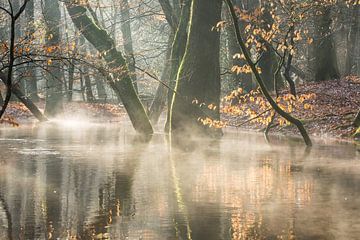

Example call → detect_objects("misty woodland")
0 0 360 239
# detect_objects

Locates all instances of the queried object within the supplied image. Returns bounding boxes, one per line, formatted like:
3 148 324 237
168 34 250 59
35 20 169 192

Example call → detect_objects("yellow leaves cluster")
223 88 243 102
212 21 227 32
199 117 226 129
231 65 262 75
222 88 317 127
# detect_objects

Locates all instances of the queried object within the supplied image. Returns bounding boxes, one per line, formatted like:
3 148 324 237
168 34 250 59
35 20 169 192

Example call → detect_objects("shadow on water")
0 123 359 239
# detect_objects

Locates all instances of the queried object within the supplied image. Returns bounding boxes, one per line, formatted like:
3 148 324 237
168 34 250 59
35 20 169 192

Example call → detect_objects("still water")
0 122 359 240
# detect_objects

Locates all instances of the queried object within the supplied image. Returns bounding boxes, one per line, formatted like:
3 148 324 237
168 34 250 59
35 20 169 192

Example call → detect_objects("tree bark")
164 0 191 131
170 0 223 137
258 3 283 92
0 72 48 122
226 0 253 93
83 66 95 102
66 2 153 135
43 0 64 117
313 6 340 82
225 0 312 146
345 5 360 75
24 0 39 101
148 33 174 124
354 110 360 128
119 0 138 92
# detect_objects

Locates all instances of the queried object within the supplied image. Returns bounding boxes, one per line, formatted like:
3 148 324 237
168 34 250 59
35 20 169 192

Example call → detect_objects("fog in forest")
0 0 359 239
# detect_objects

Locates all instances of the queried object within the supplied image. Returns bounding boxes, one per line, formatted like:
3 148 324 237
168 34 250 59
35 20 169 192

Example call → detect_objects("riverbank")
1 76 359 142
0 101 126 126
223 76 360 142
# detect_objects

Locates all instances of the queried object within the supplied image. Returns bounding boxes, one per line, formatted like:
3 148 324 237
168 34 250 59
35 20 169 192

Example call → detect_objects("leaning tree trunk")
43 0 64 117
225 0 312 146
0 72 48 122
66 2 153 135
313 6 340 82
170 0 222 137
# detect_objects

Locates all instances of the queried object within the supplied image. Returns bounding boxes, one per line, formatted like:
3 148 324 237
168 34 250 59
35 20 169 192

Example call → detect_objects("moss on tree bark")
66 2 153 135
170 0 222 137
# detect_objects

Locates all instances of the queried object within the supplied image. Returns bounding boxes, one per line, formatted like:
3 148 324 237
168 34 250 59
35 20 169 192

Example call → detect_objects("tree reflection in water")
0 125 359 239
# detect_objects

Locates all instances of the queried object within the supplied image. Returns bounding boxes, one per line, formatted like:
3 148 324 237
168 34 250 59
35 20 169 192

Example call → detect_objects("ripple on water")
16 147 60 156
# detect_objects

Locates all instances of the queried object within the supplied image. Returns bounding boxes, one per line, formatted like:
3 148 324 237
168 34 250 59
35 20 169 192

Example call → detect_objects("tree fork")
225 0 312 146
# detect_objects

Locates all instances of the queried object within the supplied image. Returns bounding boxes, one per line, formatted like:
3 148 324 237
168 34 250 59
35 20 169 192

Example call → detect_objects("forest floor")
0 76 359 142
224 76 360 142
0 101 126 126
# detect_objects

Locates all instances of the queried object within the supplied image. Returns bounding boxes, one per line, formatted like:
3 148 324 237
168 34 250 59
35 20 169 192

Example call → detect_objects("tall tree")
225 0 254 93
257 2 283 92
43 0 64 116
313 6 340 82
65 2 153 135
149 0 190 126
170 0 222 136
345 4 360 75
24 0 39 101
119 0 138 92
163 0 191 130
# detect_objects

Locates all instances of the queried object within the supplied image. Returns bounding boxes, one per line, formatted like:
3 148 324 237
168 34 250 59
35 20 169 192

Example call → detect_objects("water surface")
0 122 359 239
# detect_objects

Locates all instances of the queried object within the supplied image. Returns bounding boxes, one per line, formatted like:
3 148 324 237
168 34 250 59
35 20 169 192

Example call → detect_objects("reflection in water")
0 124 359 239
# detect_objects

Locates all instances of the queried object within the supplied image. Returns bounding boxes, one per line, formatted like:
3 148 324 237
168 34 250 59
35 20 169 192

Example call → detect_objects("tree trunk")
24 0 39 102
0 91 4 106
119 0 138 92
83 66 95 103
164 0 191 131
66 3 153 135
225 0 312 146
67 60 75 101
226 0 253 93
314 6 340 82
148 33 174 124
0 72 48 122
170 0 222 137
345 5 360 75
95 72 107 102
43 0 64 117
258 3 283 92
354 110 360 128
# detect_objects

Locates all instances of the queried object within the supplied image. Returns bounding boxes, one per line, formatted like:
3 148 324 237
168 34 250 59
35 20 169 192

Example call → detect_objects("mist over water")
0 122 359 239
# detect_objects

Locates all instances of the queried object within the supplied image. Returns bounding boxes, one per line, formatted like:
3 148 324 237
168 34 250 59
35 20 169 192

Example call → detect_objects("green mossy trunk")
44 0 64 117
66 3 153 135
170 0 222 137
314 6 340 82
164 0 192 131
